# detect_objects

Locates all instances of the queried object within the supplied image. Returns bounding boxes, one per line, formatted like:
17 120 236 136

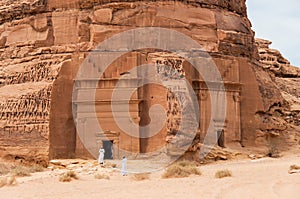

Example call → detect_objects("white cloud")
247 0 300 67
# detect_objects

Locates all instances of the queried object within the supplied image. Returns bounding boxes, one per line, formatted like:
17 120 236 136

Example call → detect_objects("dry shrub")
1 162 44 177
0 175 16 188
6 176 16 186
176 160 197 167
29 164 44 173
59 171 78 182
103 162 117 168
0 163 10 176
132 173 150 181
94 173 110 180
290 165 300 170
162 161 201 179
215 169 232 179
0 177 7 188
59 175 72 182
11 165 30 177
267 138 280 158
267 146 280 158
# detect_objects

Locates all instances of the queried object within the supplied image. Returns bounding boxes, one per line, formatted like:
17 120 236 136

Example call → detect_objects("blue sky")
246 0 300 67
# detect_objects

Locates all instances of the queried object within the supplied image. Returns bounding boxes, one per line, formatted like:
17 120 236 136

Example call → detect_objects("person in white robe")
121 156 127 176
98 147 105 165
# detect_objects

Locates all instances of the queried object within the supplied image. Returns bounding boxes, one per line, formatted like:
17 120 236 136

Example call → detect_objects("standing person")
98 147 105 165
121 156 127 176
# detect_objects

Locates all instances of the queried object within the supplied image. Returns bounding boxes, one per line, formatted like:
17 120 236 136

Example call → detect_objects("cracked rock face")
255 39 300 153
0 0 298 164
256 38 300 78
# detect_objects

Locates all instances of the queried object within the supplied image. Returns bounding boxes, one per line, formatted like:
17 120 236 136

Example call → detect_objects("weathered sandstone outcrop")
0 0 298 164
255 39 300 155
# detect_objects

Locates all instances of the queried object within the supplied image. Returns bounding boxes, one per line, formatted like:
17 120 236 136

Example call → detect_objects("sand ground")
1 155 300 199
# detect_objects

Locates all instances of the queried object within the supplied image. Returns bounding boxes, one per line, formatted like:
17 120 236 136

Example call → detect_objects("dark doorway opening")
217 130 225 148
102 140 113 159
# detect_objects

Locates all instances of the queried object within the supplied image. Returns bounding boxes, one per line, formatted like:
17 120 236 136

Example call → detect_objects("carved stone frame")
96 130 120 159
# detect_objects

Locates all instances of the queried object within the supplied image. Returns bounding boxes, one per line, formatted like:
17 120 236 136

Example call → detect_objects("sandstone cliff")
0 0 298 164
255 38 300 155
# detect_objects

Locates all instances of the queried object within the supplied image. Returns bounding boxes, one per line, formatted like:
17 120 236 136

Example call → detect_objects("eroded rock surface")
255 38 300 154
0 0 298 164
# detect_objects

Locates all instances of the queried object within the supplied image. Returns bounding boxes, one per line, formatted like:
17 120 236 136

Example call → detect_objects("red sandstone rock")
255 38 300 153
0 0 298 164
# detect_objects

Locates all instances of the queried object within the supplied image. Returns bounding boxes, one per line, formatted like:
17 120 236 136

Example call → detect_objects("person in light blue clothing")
121 156 127 176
